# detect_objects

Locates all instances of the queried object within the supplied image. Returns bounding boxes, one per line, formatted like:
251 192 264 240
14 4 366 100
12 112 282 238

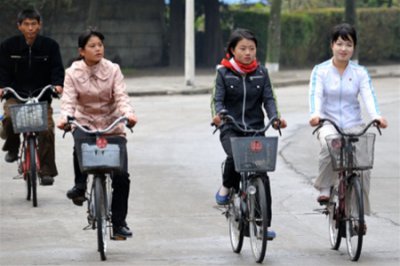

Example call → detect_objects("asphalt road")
0 77 399 265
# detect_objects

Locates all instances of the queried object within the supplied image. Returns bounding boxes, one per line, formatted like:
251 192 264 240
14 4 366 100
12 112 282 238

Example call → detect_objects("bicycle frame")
19 134 40 175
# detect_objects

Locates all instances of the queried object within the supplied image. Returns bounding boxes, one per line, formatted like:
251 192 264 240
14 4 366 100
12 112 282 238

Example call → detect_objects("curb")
127 72 399 97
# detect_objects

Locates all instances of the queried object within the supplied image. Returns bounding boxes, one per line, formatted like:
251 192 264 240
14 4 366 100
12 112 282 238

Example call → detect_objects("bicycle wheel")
248 177 268 263
328 186 341 250
24 142 31 201
94 176 107 261
345 176 364 261
28 137 38 207
228 192 244 253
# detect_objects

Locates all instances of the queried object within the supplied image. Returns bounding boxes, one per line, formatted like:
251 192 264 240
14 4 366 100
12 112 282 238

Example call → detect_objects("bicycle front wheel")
345 176 364 261
94 176 107 261
328 186 341 250
228 192 244 253
248 177 268 263
28 137 37 207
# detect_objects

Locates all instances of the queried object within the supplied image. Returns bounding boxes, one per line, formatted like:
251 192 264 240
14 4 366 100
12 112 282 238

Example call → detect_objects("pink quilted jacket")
61 58 134 135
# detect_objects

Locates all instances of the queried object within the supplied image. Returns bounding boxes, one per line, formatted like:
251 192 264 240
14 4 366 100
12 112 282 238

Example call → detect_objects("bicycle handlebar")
66 116 133 135
1 85 57 103
312 118 382 137
213 109 281 136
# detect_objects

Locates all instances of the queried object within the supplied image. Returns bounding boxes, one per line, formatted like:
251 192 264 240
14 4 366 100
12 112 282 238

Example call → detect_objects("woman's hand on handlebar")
274 118 287 129
309 116 320 127
127 113 138 128
376 116 388 129
212 115 222 127
56 117 70 131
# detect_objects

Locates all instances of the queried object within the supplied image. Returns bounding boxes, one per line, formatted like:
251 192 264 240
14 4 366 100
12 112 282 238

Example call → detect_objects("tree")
345 0 358 62
266 0 282 72
203 0 223 67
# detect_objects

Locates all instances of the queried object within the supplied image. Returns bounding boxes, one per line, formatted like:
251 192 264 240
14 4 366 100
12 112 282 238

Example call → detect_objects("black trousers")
220 127 272 226
72 128 131 227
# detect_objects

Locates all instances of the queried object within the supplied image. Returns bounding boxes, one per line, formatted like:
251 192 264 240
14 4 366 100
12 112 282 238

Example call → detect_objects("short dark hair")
17 8 41 24
78 28 105 49
331 23 357 47
225 28 258 58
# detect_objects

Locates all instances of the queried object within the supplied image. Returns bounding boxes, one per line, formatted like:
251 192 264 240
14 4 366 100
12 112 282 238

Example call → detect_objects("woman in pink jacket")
57 29 137 239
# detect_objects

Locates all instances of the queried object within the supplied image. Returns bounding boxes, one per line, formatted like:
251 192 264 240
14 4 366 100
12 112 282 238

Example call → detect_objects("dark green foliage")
224 7 400 67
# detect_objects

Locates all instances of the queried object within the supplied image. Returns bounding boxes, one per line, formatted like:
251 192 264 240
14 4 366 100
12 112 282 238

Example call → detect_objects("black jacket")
211 65 280 130
0 35 64 102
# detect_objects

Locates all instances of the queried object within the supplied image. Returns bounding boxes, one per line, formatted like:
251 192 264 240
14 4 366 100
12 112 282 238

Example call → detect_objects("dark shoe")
40 176 54 186
66 186 86 206
5 151 18 163
215 189 230 205
266 230 276 240
113 226 133 239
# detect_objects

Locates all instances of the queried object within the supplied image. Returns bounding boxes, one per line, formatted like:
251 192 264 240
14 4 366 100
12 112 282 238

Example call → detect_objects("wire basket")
230 136 278 172
9 102 48 133
325 133 376 171
75 137 126 174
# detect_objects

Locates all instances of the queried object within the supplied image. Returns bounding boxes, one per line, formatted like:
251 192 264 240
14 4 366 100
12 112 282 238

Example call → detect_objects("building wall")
0 0 167 68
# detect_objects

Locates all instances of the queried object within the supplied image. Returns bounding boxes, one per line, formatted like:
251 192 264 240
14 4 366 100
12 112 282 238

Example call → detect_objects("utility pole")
185 0 195 86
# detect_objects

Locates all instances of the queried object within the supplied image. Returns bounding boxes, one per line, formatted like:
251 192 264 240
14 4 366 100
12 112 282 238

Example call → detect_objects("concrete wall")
0 0 167 68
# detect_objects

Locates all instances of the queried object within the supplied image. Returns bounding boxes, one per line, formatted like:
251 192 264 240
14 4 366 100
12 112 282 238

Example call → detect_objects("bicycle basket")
230 136 278 172
75 137 126 174
325 133 376 171
9 102 48 133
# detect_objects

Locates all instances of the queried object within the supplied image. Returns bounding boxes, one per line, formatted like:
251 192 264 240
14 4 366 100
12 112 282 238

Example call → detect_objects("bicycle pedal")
313 208 327 214
111 235 127 241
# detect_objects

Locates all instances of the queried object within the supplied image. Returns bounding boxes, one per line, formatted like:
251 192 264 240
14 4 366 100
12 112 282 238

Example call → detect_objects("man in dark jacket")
0 8 64 185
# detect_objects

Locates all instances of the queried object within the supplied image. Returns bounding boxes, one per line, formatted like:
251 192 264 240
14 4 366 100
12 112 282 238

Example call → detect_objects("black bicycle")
313 118 381 261
64 116 132 261
214 110 281 263
1 85 57 207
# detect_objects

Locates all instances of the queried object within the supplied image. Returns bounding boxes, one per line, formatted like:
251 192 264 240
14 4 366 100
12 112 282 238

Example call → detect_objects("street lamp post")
185 0 195 86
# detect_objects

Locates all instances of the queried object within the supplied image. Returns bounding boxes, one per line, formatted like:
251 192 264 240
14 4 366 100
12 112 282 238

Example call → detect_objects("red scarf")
220 55 258 74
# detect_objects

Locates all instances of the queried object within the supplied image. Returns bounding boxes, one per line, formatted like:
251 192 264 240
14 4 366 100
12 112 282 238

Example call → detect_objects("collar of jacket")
72 58 112 83
17 34 43 50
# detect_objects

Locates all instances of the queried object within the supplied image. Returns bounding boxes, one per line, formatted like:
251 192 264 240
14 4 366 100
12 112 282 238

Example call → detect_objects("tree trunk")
203 0 223 68
170 0 185 68
266 0 282 72
87 0 98 28
345 0 358 62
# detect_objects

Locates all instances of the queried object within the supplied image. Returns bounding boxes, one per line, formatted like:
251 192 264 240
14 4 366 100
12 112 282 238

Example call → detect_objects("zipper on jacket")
242 75 247 130
29 46 32 69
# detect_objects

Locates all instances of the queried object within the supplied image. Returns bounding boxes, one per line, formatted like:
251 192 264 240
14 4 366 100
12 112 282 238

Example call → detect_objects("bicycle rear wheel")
94 176 107 261
328 186 341 250
228 192 244 253
28 137 37 207
248 177 268 263
345 176 364 261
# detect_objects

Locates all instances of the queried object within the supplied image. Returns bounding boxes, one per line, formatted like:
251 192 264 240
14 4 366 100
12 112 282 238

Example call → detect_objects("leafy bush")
223 7 400 67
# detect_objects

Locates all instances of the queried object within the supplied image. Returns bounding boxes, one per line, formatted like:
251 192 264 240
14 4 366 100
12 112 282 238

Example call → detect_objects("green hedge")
226 8 400 68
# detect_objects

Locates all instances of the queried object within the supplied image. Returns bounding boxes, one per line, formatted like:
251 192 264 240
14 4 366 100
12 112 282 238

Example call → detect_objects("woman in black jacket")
211 28 287 239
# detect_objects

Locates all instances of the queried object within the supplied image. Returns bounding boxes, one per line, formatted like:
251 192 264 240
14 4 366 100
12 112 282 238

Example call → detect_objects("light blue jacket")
309 59 381 129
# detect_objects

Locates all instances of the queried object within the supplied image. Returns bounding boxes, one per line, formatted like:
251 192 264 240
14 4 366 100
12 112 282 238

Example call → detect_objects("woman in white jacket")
308 23 387 214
